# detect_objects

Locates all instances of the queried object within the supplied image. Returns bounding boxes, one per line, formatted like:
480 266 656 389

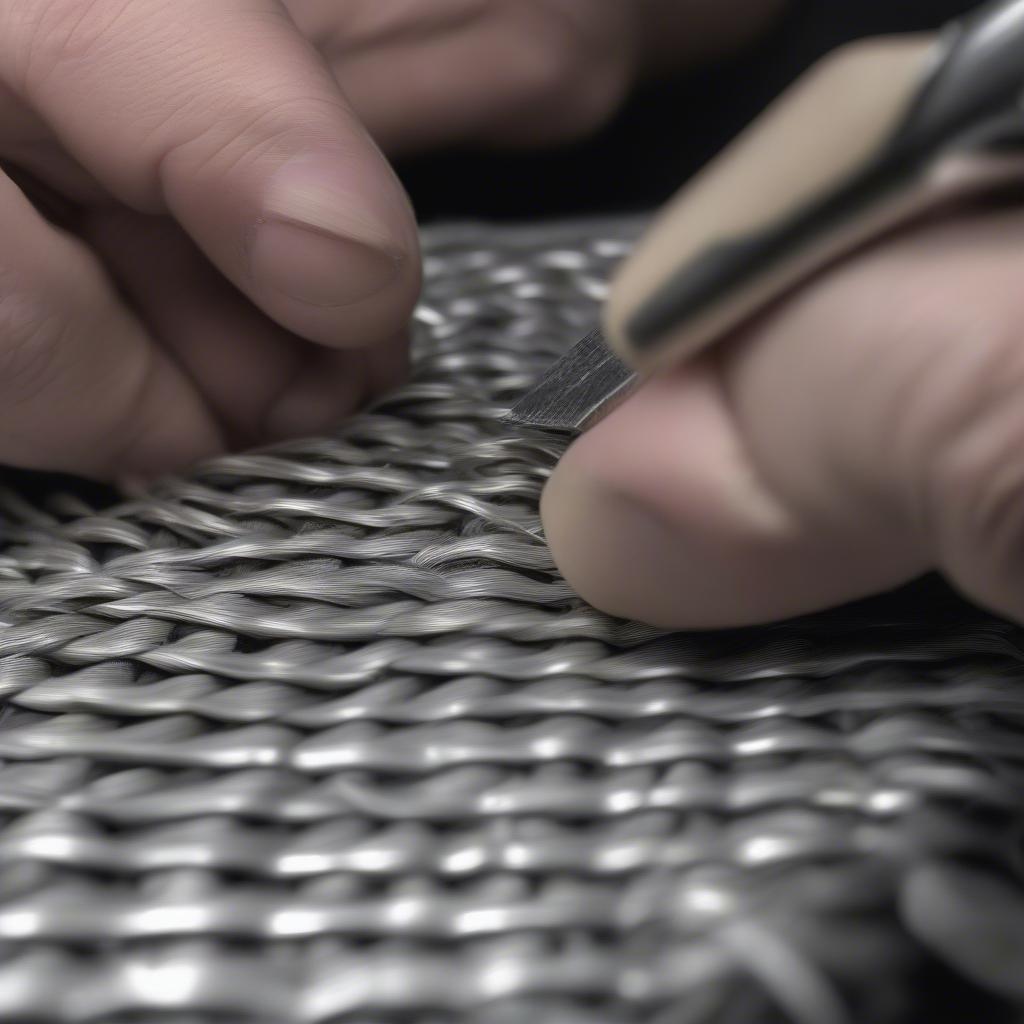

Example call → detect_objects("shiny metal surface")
0 218 1022 1022
503 328 638 432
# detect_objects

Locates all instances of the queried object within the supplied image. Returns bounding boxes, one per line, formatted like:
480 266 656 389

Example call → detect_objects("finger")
544 208 1024 628
0 170 223 477
83 207 409 447
261 336 410 442
542 360 925 628
0 81 107 204
328 5 633 152
721 208 1024 626
4 0 421 349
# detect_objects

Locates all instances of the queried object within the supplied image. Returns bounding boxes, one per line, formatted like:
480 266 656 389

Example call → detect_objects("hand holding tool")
508 0 1024 431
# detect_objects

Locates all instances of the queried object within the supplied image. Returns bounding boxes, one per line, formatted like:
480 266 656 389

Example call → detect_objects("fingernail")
249 155 406 307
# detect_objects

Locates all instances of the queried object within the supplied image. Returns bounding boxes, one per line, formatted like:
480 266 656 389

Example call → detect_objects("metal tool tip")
503 328 638 433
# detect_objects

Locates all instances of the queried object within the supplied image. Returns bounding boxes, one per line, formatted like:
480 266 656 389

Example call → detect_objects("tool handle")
607 0 1024 373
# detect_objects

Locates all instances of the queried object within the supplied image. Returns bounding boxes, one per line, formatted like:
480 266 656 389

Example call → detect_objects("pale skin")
4 1 1018 633
0 0 781 474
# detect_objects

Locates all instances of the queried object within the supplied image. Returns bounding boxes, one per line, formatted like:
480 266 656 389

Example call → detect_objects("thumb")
543 208 1024 628
6 0 420 350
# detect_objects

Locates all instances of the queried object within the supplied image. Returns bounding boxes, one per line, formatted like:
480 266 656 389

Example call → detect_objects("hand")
0 0 782 479
0 0 423 478
542 208 1024 629
296 0 787 154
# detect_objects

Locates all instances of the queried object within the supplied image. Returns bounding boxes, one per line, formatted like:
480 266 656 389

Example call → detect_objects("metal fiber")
0 219 1022 1023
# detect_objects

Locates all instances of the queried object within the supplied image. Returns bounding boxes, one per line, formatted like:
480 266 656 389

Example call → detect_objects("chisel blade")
502 328 638 433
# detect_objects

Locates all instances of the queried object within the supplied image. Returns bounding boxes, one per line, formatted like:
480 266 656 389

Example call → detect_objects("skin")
8 0 1015 634
0 0 781 478
543 207 1024 630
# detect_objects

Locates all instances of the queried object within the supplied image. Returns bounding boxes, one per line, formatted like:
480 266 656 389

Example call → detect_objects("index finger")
2 0 421 350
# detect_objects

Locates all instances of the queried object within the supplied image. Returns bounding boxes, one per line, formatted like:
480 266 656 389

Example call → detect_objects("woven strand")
0 218 1022 1023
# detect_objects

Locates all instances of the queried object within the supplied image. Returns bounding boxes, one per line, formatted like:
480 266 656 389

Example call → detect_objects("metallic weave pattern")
0 219 1023 1023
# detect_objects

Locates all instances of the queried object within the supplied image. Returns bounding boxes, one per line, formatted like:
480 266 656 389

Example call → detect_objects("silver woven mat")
0 218 1023 1023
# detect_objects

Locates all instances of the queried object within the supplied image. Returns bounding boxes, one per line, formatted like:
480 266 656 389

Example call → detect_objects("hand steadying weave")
0 0 754 469
3 1 1018 635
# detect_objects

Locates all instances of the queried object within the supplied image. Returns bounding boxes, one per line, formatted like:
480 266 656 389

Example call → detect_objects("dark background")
397 0 980 222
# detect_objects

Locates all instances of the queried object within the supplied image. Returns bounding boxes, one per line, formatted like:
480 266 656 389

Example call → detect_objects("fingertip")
543 433 781 630
48 0 428 352
261 330 410 443
100 395 226 480
541 369 799 629
542 455 683 627
542 365 915 630
244 148 422 348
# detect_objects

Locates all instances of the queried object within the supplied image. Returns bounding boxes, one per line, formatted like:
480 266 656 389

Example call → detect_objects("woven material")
0 218 1023 1023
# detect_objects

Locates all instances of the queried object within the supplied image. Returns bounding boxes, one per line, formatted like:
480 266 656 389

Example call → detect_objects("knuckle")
10 0 132 88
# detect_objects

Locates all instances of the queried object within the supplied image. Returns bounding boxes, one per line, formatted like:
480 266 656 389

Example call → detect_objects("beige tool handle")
604 35 946 371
